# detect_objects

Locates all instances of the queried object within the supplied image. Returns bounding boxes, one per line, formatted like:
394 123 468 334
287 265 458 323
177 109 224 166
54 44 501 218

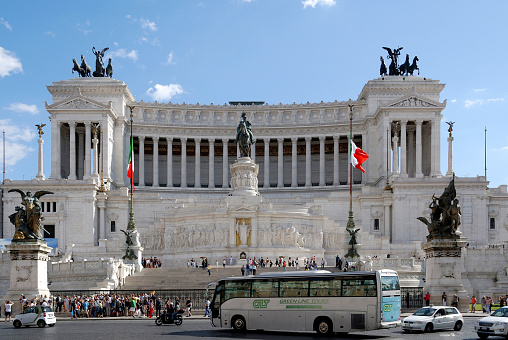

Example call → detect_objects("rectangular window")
53 202 57 212
224 281 251 301
280 280 309 297
43 225 56 239
252 280 278 298
41 203 45 213
110 221 116 233
374 219 380 231
310 278 341 297
47 202 51 212
490 218 496 229
342 276 377 297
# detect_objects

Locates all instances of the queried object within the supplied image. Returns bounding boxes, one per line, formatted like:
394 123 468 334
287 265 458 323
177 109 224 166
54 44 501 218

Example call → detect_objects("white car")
475 306 508 339
13 305 56 328
401 306 463 333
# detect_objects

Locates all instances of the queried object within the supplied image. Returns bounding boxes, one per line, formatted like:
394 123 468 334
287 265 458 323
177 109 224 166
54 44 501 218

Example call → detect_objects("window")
280 280 309 297
224 281 251 301
342 277 377 297
43 225 55 239
110 221 116 233
310 278 341 297
374 219 380 231
252 280 278 298
490 218 496 230
53 202 57 212
47 202 51 212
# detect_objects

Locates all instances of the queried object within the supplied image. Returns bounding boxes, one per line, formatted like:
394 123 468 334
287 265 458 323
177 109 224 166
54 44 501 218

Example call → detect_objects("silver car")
475 306 508 339
401 306 463 333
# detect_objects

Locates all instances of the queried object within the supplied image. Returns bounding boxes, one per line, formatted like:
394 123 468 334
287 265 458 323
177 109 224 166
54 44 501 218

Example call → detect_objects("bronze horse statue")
236 119 253 157
80 55 92 77
408 56 419 75
72 59 86 77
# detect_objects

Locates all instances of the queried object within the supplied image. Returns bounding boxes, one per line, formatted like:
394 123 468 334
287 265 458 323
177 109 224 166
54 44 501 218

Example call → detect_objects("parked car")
401 306 463 333
13 305 56 328
475 306 508 339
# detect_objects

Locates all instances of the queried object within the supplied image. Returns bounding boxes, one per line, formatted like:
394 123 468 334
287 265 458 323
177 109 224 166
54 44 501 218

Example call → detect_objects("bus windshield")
380 276 400 291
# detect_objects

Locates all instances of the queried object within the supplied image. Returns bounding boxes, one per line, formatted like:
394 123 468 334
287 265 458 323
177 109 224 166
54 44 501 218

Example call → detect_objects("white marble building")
1 76 508 296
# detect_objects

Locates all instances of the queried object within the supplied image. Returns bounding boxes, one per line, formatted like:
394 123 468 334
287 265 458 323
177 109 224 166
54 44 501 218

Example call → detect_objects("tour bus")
210 269 400 335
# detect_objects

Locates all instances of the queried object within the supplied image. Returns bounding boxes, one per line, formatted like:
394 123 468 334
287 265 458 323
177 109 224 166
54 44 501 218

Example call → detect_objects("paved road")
0 316 496 339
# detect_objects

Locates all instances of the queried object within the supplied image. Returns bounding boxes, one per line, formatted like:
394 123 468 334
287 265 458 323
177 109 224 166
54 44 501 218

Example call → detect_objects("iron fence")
401 287 423 310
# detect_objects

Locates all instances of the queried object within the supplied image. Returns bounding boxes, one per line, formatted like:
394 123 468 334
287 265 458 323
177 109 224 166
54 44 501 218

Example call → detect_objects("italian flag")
350 140 369 173
127 137 135 190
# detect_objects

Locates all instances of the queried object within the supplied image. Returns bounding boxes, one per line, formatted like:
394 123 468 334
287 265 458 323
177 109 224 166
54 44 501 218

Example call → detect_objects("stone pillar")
408 126 415 177
447 135 454 176
277 138 283 188
84 122 91 180
251 139 256 163
392 135 399 174
152 137 159 187
49 121 61 179
97 193 107 240
433 116 442 176
113 119 125 186
430 120 438 176
68 122 77 180
208 139 215 188
166 137 173 187
77 130 84 180
384 203 391 242
195 138 201 188
36 136 45 180
222 139 228 188
138 136 145 186
333 136 339 185
92 132 99 179
415 119 423 178
305 137 311 187
319 136 325 186
181 138 187 188
400 120 407 178
291 137 298 188
263 138 270 188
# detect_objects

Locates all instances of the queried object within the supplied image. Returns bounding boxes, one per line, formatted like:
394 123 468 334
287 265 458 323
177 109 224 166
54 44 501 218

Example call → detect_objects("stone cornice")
357 76 445 100
47 78 135 102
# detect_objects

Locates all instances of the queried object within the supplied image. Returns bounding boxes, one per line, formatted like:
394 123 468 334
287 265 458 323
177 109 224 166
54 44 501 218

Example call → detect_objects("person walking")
155 298 161 318
241 265 245 276
4 300 14 322
424 292 430 306
185 298 192 317
442 292 447 306
204 298 211 317
481 296 486 313
471 295 477 313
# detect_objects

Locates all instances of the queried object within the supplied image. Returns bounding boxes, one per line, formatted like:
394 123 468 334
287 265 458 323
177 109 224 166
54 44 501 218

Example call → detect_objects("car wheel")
477 333 489 339
48 323 55 327
174 315 183 326
155 317 162 326
13 320 21 328
232 316 246 331
37 319 46 328
315 317 333 336
424 323 433 333
453 320 462 331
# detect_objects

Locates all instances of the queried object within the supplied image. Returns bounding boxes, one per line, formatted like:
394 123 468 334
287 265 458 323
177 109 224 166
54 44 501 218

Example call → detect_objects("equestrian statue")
235 112 254 158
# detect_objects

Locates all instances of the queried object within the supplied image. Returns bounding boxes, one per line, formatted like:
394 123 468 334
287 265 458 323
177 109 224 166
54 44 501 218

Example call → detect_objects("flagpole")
484 126 487 181
347 103 354 229
127 105 136 232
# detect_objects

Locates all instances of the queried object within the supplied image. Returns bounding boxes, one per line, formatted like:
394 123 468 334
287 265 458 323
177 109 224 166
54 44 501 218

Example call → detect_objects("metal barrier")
401 287 423 310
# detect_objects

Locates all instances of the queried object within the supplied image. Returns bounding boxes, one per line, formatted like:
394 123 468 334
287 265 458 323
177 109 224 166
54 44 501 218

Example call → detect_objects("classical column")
36 135 45 180
408 126 415 177
83 122 91 180
415 119 423 178
384 203 392 242
263 138 270 188
400 120 407 177
251 139 256 163
447 133 454 176
181 138 187 188
92 130 99 179
138 136 145 186
305 137 311 187
152 137 159 187
222 139 228 188
208 139 215 188
97 195 107 241
319 136 325 186
77 130 84 179
49 121 61 179
392 135 399 174
195 138 201 188
68 122 77 180
277 138 283 188
431 119 441 176
166 137 173 187
291 137 298 187
333 136 339 185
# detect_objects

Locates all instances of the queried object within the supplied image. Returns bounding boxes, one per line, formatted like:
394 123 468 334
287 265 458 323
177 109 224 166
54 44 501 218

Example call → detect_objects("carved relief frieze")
389 96 437 108
55 98 106 110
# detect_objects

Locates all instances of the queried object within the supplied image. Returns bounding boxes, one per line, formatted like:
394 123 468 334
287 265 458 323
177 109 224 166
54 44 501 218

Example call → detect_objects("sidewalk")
54 311 209 321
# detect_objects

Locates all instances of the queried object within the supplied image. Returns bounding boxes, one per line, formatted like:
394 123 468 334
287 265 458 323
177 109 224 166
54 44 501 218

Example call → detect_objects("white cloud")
1 17 12 31
450 99 457 103
6 103 39 115
487 98 504 103
165 51 175 65
0 119 36 166
500 146 508 151
302 0 336 8
474 88 487 92
108 49 138 61
140 18 157 31
0 47 22 77
45 31 55 38
146 84 183 102
464 99 484 108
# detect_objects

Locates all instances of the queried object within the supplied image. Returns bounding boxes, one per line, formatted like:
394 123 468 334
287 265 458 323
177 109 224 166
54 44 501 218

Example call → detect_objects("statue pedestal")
230 157 259 197
121 231 144 273
422 237 469 312
1 239 52 316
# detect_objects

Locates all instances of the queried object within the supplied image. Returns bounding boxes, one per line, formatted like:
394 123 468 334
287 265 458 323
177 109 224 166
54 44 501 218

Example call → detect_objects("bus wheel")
232 316 246 331
315 317 333 336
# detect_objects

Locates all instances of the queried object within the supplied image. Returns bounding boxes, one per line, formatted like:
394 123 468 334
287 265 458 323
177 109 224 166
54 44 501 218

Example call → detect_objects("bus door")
210 284 223 327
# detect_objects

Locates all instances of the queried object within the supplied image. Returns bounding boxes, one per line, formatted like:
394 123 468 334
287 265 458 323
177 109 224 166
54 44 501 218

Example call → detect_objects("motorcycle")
155 310 183 326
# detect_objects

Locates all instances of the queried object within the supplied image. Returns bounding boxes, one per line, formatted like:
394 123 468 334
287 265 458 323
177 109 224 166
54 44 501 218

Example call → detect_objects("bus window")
252 280 279 298
280 280 309 297
224 281 251 301
342 277 377 297
310 278 341 297
380 276 400 291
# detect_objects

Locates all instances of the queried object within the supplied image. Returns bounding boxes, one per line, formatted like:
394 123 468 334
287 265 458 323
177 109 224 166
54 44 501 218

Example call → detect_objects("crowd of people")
142 257 162 268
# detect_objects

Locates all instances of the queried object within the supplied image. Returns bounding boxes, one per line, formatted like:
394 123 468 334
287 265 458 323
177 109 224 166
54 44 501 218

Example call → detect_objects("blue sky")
1 0 507 187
